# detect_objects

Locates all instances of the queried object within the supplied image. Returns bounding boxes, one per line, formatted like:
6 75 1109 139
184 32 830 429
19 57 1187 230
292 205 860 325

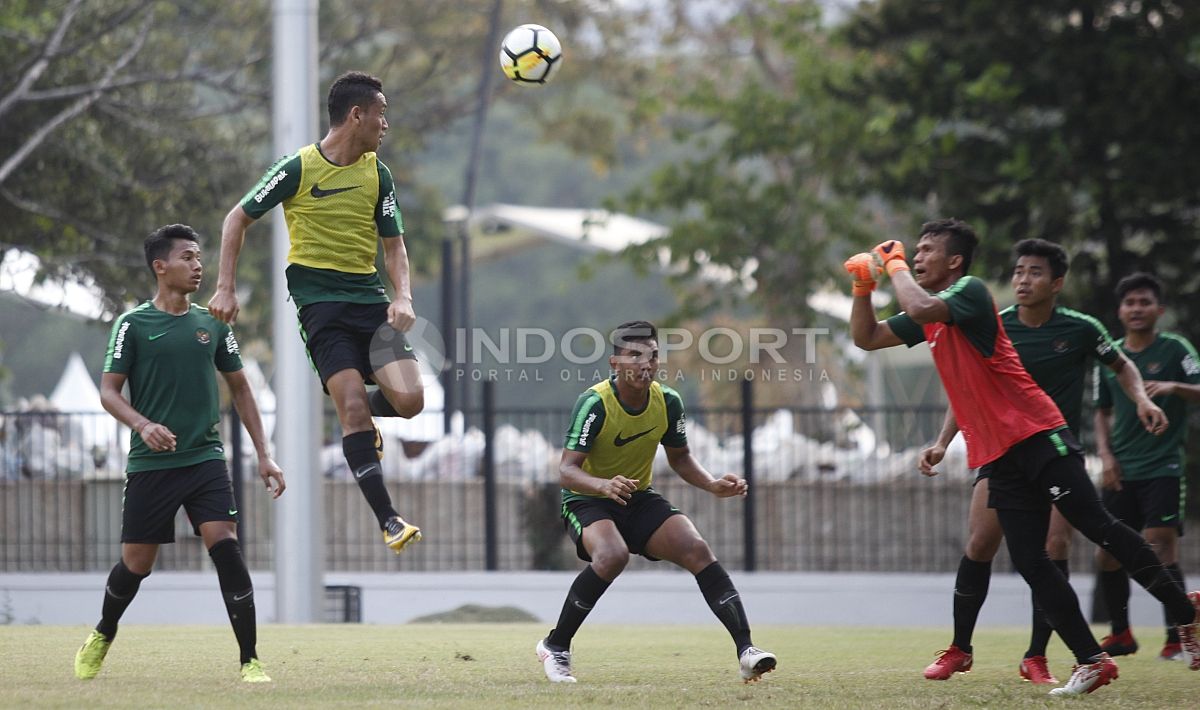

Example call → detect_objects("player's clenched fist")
843 253 881 296
872 240 910 277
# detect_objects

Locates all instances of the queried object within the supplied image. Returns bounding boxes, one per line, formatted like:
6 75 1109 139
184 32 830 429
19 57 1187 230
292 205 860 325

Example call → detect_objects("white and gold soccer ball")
499 24 563 86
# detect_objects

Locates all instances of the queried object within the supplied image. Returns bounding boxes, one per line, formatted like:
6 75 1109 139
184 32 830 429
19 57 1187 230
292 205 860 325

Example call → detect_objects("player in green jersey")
536 321 776 685
1094 272 1200 660
918 238 1166 684
208 71 422 553
75 225 285 684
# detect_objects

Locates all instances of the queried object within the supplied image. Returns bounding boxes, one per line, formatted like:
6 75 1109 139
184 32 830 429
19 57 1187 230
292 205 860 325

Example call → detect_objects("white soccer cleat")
1047 653 1118 696
536 638 577 683
739 645 777 682
1180 590 1200 671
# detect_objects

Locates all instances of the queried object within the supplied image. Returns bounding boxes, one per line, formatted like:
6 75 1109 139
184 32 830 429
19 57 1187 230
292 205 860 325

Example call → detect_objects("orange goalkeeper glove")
843 253 882 296
872 240 910 277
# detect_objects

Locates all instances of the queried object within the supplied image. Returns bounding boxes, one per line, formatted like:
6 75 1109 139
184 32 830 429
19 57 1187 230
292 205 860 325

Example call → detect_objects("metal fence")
3 381 1198 575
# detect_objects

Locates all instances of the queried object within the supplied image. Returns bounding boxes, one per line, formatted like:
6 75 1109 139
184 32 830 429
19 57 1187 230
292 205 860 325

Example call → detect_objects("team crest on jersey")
1146 361 1163 375
195 328 211 345
1052 338 1070 354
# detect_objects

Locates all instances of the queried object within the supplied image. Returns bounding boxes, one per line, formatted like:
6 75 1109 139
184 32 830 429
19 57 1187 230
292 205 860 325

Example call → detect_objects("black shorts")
297 301 416 389
121 459 238 544
984 427 1087 512
1102 476 1185 536
562 489 681 562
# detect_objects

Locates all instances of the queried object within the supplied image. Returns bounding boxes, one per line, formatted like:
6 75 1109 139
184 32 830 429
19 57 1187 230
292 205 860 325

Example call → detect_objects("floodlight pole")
271 0 323 623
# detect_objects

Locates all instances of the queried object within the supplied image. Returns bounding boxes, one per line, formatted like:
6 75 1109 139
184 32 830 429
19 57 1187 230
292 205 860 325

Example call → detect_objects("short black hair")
920 218 979 275
1115 272 1164 304
328 71 383 126
144 224 200 272
611 320 658 356
1013 238 1069 280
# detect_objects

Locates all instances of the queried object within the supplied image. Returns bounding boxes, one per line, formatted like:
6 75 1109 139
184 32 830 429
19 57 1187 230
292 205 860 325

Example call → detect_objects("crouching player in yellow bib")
535 321 776 684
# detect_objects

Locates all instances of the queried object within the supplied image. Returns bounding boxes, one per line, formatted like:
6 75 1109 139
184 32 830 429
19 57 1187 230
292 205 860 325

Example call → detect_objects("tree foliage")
840 0 1200 336
0 0 271 317
616 0 885 321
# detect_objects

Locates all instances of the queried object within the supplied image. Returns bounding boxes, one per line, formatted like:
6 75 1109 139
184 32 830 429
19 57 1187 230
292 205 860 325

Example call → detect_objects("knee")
121 554 154 576
680 539 717 571
1096 548 1121 571
1045 532 1071 560
590 546 629 578
390 390 424 418
1144 530 1178 563
341 398 373 430
964 532 1001 562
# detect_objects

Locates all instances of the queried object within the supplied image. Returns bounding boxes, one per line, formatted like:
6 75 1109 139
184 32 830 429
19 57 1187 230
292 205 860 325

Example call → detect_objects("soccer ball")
498 24 562 86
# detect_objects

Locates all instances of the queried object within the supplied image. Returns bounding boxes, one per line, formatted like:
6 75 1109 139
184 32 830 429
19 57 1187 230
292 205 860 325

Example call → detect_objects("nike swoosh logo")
718 593 740 606
310 183 361 198
148 332 168 340
228 508 238 516
403 343 413 352
614 428 656 447
233 590 253 602
1161 514 1178 522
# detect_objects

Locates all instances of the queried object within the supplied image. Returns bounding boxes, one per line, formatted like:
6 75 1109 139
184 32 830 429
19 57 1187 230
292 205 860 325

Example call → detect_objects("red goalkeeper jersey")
887 276 1065 468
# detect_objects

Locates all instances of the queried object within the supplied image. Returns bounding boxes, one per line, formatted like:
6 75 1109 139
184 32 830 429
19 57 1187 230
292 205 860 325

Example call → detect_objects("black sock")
1026 559 1069 657
368 389 401 417
1094 523 1194 627
1100 569 1131 634
343 429 398 528
951 556 991 654
210 538 257 665
546 566 611 650
1163 564 1185 643
695 561 753 653
96 560 150 640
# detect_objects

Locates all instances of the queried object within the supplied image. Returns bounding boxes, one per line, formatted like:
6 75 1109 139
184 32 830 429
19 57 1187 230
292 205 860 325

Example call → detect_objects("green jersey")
239 143 404 307
1000 305 1120 435
104 303 243 472
562 378 688 501
1095 332 1200 480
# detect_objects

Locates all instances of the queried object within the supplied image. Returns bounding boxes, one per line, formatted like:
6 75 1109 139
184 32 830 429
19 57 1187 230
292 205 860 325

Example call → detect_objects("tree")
0 0 650 330
0 0 273 318
616 0 883 323
840 0 1200 335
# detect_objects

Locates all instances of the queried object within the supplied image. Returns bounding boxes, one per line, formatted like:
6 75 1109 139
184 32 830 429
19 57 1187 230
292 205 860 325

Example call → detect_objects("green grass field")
7 624 1195 708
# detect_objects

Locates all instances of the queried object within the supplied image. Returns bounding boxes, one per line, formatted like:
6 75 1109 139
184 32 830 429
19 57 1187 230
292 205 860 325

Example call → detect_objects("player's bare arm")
848 290 904 350
382 234 416 332
664 445 746 498
1143 380 1200 402
1093 407 1122 491
222 369 286 498
919 408 959 477
559 448 635 505
1107 353 1168 434
208 206 256 324
99 372 176 453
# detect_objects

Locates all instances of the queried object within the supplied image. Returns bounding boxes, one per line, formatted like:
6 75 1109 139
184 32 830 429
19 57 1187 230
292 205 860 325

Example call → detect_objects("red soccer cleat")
1018 655 1058 684
1099 628 1138 657
924 645 973 680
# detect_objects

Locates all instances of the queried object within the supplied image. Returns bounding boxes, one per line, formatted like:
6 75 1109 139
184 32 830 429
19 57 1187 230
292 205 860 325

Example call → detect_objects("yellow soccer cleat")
383 515 422 554
240 658 271 683
74 630 112 680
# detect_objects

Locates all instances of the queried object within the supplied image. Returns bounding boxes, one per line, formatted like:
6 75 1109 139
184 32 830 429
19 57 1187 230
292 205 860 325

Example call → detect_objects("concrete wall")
0 570 1176 629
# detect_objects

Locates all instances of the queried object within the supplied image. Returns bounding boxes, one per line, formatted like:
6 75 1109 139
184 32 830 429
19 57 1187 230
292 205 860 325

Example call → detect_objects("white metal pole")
271 0 322 623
